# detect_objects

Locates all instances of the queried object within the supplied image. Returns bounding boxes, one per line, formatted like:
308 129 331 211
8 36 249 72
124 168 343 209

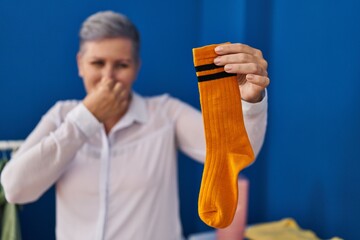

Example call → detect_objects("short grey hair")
79 11 140 61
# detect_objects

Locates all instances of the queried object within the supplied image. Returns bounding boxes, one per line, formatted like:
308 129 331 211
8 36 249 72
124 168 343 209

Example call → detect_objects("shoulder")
50 99 80 114
43 99 81 125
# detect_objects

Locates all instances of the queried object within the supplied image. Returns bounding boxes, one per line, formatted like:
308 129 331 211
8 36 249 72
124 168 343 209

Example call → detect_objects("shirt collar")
109 92 148 134
111 92 149 132
126 92 148 124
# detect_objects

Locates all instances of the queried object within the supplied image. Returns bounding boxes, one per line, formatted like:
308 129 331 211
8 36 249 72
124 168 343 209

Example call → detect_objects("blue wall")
264 1 360 239
1 0 359 239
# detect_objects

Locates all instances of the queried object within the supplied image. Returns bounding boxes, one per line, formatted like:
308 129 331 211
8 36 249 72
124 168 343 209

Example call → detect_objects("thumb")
98 76 115 89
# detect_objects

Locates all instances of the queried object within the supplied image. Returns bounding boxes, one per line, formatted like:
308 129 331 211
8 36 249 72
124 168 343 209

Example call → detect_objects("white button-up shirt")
1 92 267 240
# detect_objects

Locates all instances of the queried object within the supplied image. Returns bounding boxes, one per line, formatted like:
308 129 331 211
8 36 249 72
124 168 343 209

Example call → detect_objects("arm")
1 76 129 204
174 94 267 163
1 102 101 204
242 91 268 158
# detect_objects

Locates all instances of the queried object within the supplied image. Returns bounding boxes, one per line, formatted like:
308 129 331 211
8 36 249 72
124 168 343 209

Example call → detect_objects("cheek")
83 71 102 92
115 70 138 87
85 67 102 80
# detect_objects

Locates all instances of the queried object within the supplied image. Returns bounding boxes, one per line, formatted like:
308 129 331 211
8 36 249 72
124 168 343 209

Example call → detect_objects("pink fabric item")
216 176 249 240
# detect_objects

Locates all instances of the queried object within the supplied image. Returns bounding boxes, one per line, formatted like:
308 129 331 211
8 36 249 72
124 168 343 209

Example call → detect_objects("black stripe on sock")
197 71 236 82
195 63 223 72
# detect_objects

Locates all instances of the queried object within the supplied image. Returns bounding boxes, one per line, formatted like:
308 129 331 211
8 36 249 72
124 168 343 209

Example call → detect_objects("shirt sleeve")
172 90 268 164
0 102 102 204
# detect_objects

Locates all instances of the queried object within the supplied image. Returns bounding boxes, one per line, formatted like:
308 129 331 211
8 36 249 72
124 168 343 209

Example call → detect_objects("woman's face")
77 37 140 94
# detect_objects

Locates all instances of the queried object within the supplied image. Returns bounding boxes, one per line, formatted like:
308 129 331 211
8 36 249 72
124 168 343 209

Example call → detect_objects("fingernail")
224 65 232 71
214 57 221 65
215 46 223 53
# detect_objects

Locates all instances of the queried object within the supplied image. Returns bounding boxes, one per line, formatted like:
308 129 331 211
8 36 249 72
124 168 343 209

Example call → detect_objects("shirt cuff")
241 89 268 116
65 103 102 138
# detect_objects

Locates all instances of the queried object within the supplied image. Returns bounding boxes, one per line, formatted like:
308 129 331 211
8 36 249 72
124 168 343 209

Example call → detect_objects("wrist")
83 99 104 122
241 90 265 103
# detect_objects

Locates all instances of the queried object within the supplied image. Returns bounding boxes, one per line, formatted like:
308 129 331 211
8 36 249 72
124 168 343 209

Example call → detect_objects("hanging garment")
0 157 22 240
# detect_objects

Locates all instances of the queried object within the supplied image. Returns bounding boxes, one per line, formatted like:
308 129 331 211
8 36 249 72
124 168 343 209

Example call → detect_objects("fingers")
215 43 263 57
224 62 268 77
113 82 131 105
214 53 268 70
100 78 126 95
98 77 116 90
84 78 130 122
214 43 268 78
214 53 258 65
97 78 129 105
113 81 122 92
246 74 270 88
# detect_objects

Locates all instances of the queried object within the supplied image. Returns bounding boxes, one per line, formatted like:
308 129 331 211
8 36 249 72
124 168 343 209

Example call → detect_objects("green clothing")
0 158 22 240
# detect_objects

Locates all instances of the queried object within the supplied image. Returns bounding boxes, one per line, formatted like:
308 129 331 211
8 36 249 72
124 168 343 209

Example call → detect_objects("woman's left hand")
214 43 270 103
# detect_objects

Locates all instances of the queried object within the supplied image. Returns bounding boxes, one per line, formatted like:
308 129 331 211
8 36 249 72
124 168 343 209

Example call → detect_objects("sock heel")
228 153 253 173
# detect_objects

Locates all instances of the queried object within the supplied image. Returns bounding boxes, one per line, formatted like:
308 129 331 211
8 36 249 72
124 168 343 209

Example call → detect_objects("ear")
76 52 84 78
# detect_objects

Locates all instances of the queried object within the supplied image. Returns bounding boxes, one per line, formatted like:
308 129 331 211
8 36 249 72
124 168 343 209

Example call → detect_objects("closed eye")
90 61 105 67
115 62 129 69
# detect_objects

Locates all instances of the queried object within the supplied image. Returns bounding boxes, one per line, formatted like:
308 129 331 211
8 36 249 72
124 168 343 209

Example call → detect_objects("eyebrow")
89 57 132 62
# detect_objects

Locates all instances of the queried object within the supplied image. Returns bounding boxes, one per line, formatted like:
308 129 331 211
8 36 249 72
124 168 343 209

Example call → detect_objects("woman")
1 11 269 240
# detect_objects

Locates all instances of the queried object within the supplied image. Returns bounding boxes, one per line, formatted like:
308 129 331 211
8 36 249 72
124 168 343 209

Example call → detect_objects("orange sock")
192 43 255 228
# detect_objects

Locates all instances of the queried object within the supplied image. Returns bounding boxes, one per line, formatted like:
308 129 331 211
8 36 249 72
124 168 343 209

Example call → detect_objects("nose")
102 64 115 80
